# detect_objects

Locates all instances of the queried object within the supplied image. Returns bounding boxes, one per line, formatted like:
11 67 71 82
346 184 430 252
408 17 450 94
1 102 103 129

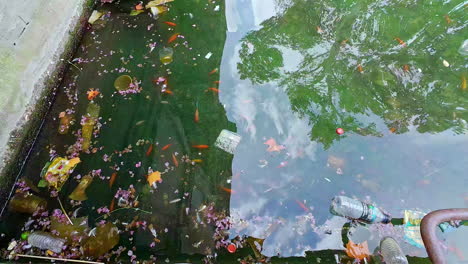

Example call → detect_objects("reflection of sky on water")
221 0 468 258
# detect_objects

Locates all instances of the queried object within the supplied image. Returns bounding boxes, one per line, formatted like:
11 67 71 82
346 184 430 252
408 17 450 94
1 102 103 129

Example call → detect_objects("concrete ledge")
0 0 94 207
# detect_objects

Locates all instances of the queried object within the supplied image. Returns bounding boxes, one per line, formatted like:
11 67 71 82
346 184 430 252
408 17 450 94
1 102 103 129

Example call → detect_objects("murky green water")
1 0 467 262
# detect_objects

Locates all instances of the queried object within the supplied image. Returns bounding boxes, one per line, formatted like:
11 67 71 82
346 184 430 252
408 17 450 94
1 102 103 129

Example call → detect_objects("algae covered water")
0 0 467 263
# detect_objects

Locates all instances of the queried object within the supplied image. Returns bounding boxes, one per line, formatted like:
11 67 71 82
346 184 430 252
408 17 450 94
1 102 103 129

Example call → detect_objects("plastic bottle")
9 193 47 214
380 237 409 264
27 231 66 253
330 196 391 223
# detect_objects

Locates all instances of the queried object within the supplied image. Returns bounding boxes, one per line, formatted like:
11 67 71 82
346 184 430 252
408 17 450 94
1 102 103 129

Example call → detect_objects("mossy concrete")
0 0 94 212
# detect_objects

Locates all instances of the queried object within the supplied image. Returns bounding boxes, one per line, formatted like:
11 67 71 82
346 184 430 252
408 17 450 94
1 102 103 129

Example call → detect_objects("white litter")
442 59 450 67
88 10 103 24
214 130 241 154
205 52 213 59
214 5 220 11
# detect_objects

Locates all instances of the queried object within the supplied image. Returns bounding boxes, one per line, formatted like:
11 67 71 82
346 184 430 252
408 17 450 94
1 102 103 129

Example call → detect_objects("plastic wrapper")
82 222 119 258
403 210 425 248
50 217 88 243
68 175 93 201
81 102 100 150
214 130 241 154
9 193 47 214
38 157 81 191
345 240 370 260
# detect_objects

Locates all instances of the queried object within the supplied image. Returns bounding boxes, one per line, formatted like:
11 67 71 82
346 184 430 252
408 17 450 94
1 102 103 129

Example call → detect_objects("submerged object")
82 222 119 258
68 175 94 201
28 231 66 253
39 157 81 190
114 75 133 91
159 47 174 65
58 112 73 134
459 39 468 56
9 193 47 214
330 196 391 223
380 237 409 264
88 10 103 24
81 102 100 150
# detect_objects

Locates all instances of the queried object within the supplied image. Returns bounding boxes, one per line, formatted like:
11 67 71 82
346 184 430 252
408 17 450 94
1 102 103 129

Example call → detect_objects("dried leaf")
147 171 162 186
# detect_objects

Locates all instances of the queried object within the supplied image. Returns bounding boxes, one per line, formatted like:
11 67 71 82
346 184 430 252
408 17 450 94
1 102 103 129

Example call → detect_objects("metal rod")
14 254 104 264
420 208 468 264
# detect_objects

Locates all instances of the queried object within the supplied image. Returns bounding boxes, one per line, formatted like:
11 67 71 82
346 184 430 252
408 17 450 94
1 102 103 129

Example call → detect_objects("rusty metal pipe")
420 208 468 264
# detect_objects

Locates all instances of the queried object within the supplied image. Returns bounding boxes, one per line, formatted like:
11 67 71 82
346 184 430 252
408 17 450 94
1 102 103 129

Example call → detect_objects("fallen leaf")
88 10 103 24
264 138 285 152
147 171 162 186
345 240 370 260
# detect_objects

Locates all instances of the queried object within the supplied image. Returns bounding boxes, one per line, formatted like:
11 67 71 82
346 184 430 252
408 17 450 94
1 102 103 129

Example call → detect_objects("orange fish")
357 64 363 73
213 81 221 84
341 39 349 46
219 186 235 194
403 64 410 72
172 153 178 167
162 144 172 151
163 21 177 27
109 172 117 188
394 37 406 47
389 127 397 133
110 198 115 212
168 33 180 43
208 68 218 75
444 15 452 24
316 26 324 34
206 87 219 93
146 144 154 156
163 90 173 95
194 108 199 123
87 89 100 100
135 3 144 10
192 145 209 149
264 138 285 152
192 159 203 163
295 200 309 212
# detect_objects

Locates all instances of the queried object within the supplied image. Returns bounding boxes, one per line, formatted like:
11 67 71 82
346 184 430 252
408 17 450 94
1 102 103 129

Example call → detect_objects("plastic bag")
38 157 81 191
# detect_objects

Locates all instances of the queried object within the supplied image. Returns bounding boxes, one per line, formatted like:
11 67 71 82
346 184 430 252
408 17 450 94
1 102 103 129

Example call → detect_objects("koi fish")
462 75 467 91
206 87 219 93
295 200 310 212
146 144 154 156
219 186 235 194
192 159 203 163
135 3 144 10
110 198 115 212
444 15 452 24
341 39 349 46
168 33 180 43
109 172 117 188
194 108 199 123
394 37 406 47
316 26 324 34
213 81 221 84
403 64 410 72
162 144 172 150
172 153 178 167
87 89 100 100
192 145 209 149
163 21 177 27
208 68 218 75
357 64 363 73
163 90 173 95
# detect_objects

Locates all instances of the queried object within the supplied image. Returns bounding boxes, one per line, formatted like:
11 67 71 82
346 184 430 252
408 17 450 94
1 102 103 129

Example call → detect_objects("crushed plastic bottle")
380 237 409 264
330 196 391 223
27 231 66 253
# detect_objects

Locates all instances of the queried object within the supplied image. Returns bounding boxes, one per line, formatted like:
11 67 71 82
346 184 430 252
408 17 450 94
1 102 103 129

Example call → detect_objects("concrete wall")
0 0 89 199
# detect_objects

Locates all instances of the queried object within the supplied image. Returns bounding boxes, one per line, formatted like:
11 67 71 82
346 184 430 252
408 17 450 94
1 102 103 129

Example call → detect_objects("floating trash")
214 129 241 154
9 193 47 214
114 75 133 91
88 10 103 24
459 39 468 56
68 175 94 201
